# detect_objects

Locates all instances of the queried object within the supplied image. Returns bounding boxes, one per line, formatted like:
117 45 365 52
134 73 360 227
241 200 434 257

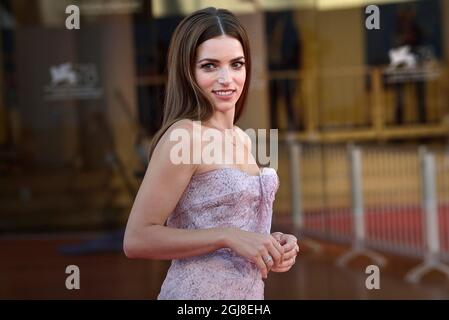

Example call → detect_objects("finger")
271 260 294 272
278 233 296 245
276 257 296 268
267 244 282 267
282 241 296 253
268 237 284 265
271 232 283 242
282 233 298 243
271 265 292 273
254 256 268 279
282 248 298 260
272 235 285 255
263 254 274 272
281 237 298 252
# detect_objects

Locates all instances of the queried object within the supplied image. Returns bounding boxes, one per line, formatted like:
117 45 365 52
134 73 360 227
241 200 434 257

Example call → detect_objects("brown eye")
201 63 216 70
232 61 245 69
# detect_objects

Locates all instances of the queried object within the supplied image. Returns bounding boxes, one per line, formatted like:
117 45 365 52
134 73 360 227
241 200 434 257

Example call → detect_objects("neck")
204 110 235 130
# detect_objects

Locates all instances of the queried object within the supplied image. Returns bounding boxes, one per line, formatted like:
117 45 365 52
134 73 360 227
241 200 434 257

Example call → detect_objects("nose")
217 67 231 85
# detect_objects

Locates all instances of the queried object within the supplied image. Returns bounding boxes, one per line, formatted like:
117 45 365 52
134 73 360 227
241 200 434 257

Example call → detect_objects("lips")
212 89 236 96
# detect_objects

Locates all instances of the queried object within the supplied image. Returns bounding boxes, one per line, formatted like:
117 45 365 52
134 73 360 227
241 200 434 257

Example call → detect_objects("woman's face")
194 35 246 113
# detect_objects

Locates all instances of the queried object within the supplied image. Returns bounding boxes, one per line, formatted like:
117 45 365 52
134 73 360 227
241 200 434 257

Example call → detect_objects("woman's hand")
224 228 285 279
270 232 299 273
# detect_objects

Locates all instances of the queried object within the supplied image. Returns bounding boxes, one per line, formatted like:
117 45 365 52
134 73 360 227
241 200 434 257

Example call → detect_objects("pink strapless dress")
157 167 280 300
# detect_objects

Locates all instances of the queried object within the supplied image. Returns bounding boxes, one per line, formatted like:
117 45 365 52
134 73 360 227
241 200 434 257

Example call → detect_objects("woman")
123 7 299 300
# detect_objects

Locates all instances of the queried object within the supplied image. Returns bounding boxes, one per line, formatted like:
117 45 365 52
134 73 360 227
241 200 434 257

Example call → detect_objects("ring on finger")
263 255 273 264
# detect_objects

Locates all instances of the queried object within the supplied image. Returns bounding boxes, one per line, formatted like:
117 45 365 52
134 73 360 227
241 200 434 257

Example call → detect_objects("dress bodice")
167 167 279 234
158 167 280 300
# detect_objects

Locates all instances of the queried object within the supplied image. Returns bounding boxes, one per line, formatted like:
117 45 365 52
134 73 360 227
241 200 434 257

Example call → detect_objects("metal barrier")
287 141 449 283
405 147 449 283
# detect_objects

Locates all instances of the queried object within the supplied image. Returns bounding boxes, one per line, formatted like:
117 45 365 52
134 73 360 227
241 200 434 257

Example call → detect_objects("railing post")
350 144 365 249
286 132 303 230
422 150 440 261
336 144 386 267
405 147 449 283
285 134 322 252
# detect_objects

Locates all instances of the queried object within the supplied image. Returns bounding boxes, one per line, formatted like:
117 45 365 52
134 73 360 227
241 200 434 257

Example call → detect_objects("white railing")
286 142 449 283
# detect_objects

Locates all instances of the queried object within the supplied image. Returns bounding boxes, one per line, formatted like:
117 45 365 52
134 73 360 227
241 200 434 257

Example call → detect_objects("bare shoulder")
169 118 196 131
127 119 201 230
163 118 197 138
150 119 199 175
154 119 198 152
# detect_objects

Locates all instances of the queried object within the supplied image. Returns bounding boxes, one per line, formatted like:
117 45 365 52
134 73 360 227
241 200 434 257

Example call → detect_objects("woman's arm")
124 120 220 259
123 120 284 278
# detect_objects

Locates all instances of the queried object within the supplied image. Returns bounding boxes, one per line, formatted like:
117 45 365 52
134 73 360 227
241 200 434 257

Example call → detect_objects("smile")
212 90 236 96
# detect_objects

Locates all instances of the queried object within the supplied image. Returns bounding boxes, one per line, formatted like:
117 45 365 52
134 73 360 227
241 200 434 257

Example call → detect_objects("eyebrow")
197 56 245 64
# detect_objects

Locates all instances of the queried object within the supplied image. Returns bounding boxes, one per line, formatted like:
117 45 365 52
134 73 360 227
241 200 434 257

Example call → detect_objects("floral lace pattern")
158 167 279 300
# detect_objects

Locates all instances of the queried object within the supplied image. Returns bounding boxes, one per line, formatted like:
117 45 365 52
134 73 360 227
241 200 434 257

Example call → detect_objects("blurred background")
1 0 449 299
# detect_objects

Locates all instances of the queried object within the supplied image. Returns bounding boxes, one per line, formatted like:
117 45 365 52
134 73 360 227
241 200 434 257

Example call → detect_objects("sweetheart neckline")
191 167 276 179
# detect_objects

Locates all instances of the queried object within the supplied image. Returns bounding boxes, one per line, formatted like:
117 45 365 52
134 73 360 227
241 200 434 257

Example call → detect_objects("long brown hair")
148 7 252 160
